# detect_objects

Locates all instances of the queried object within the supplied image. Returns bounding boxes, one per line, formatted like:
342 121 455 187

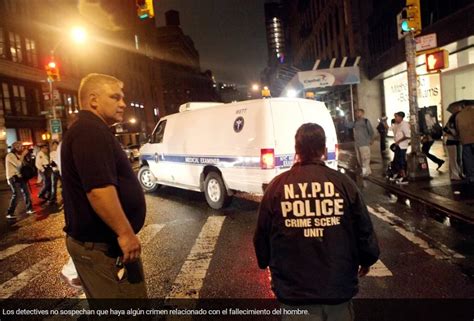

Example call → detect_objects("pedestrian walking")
421 134 445 170
455 103 474 183
377 113 389 154
35 143 51 201
391 112 411 184
254 123 380 321
61 73 147 298
443 104 463 180
5 141 35 219
420 110 444 170
347 108 374 177
48 140 60 205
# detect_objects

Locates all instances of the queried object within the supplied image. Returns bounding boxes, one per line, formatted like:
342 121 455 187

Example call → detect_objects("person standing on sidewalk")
456 103 474 183
443 105 463 180
48 140 60 205
35 143 51 201
376 113 389 154
392 112 411 184
5 141 35 219
347 109 374 177
61 73 147 298
254 123 379 321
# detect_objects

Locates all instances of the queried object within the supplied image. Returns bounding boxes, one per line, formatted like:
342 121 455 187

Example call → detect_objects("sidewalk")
338 139 474 224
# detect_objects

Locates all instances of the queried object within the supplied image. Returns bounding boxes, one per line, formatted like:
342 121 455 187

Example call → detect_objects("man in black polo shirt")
61 73 146 298
254 123 379 320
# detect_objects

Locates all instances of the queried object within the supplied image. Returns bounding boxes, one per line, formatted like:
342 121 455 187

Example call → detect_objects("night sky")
155 0 269 87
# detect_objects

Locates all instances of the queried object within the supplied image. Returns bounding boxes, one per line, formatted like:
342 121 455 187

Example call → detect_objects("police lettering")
281 182 344 237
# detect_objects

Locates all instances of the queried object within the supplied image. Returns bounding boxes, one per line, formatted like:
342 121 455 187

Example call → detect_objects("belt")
67 235 115 253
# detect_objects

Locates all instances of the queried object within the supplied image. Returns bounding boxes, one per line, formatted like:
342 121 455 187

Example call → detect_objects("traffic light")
45 59 60 82
425 49 449 72
400 0 421 35
136 0 154 20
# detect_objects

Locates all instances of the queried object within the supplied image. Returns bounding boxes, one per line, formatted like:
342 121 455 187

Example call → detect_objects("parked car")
122 144 141 162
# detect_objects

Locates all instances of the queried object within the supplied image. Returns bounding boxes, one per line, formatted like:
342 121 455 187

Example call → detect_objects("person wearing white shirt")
49 140 61 204
391 112 411 184
35 144 51 200
5 141 34 219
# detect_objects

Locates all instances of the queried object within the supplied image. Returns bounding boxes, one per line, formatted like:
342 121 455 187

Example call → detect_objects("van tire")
204 172 232 209
138 166 159 193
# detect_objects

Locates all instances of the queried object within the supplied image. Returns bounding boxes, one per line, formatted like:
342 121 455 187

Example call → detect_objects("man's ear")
89 92 99 109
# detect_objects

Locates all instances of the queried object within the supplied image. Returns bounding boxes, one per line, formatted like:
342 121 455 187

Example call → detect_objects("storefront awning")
281 57 361 96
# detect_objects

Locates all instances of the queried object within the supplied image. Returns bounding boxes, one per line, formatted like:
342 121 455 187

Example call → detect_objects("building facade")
364 0 474 124
0 1 218 179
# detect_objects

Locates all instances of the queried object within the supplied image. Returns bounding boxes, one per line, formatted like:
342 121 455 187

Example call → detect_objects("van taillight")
335 144 339 160
260 148 275 169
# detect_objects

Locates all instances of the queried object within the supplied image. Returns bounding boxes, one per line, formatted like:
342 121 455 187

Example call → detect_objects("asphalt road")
0 172 473 320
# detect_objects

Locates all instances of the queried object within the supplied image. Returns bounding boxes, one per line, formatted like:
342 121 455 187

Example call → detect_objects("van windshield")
151 120 167 144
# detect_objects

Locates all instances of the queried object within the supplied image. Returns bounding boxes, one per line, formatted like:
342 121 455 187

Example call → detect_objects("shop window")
25 38 38 67
1 83 12 115
18 128 33 145
9 32 23 63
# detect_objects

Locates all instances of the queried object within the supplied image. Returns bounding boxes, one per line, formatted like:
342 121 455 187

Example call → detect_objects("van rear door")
268 100 304 171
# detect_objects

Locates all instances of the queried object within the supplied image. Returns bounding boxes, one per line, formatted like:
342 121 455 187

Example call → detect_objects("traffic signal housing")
425 49 449 73
45 59 60 82
398 0 421 38
136 0 154 20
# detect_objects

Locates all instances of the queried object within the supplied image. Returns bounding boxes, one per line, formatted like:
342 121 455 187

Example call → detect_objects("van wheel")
204 172 232 209
138 166 159 193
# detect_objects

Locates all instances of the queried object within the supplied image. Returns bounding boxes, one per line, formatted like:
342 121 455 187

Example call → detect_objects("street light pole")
405 31 429 180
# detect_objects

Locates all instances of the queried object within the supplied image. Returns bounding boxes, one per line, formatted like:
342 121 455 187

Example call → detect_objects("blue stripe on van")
141 152 336 168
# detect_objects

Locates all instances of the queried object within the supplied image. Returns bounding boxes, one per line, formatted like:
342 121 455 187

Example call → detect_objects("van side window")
152 120 167 144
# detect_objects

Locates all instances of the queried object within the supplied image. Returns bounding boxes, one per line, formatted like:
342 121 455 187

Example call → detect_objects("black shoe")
436 160 445 170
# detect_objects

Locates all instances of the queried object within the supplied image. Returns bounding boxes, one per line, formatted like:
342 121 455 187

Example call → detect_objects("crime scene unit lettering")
280 182 344 238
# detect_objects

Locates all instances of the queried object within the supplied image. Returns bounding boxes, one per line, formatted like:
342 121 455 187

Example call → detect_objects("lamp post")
47 27 87 118
46 27 86 139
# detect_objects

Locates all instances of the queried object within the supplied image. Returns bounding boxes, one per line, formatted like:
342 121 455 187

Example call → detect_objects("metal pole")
350 84 354 121
405 31 429 180
49 79 56 120
405 32 420 153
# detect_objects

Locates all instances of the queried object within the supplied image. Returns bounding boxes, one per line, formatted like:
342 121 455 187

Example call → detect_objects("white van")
138 98 338 209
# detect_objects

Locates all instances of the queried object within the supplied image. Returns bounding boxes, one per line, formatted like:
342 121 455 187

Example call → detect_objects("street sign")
416 33 437 52
50 119 62 134
52 89 60 100
55 105 64 110
40 111 51 115
43 92 50 101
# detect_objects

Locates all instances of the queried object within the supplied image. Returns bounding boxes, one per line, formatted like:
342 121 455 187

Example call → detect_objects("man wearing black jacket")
254 123 379 321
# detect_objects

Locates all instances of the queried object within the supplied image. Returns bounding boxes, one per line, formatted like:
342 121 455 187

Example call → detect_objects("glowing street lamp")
252 84 260 91
130 118 137 124
71 26 87 44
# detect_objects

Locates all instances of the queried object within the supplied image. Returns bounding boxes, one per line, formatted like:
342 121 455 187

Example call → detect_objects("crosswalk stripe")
368 205 464 260
139 223 165 245
167 216 225 299
0 258 50 299
367 259 393 277
0 244 32 260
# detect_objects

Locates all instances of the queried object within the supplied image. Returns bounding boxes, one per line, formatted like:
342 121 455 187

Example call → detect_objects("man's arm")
87 185 141 264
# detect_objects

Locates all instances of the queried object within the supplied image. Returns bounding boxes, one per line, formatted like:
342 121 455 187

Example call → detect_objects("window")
1 83 12 115
9 32 23 63
32 88 42 115
25 38 37 67
0 28 5 58
152 120 167 144
12 85 27 115
18 128 33 144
